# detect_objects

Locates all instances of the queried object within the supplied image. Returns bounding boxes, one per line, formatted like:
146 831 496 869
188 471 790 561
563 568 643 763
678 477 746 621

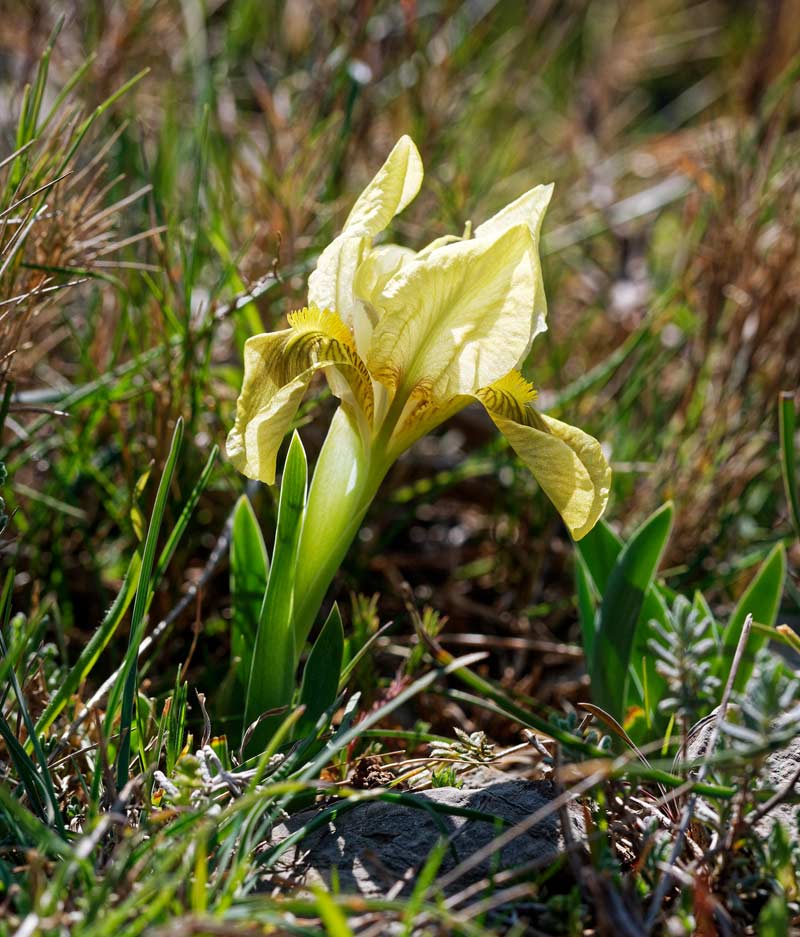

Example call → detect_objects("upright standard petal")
477 371 611 540
352 243 417 316
474 183 554 242
475 183 554 347
226 308 373 485
308 136 423 354
367 224 538 406
342 135 424 236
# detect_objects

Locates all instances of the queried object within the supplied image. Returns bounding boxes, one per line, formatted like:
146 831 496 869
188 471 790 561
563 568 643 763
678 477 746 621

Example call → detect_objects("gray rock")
264 775 580 897
686 715 800 838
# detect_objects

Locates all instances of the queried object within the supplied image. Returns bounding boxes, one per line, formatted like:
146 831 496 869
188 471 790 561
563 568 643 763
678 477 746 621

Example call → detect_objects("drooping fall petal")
476 370 611 540
226 307 373 484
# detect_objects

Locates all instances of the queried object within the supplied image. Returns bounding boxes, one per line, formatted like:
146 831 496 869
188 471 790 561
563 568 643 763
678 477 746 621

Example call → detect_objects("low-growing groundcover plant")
227 135 611 747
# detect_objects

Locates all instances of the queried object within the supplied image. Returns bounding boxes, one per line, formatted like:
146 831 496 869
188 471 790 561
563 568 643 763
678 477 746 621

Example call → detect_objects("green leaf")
779 391 799 542
0 569 64 833
575 554 597 660
590 502 674 720
757 894 789 937
574 518 623 593
576 516 673 730
630 581 670 725
244 432 308 751
230 494 269 682
313 889 354 937
717 542 786 694
296 603 345 739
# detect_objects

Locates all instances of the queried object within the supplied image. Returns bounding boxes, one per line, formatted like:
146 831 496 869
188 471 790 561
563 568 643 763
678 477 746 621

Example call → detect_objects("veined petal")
343 135 423 236
226 307 374 484
290 306 375 435
354 243 417 310
477 371 611 539
367 224 537 405
475 183 553 347
416 233 463 258
474 183 553 242
226 331 307 485
308 136 423 352
475 369 538 422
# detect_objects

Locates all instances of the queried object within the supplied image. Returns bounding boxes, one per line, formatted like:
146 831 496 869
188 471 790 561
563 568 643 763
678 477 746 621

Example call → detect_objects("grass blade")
152 444 219 586
779 391 799 541
400 839 448 935
313 889 355 937
0 570 65 833
34 552 141 741
111 418 184 788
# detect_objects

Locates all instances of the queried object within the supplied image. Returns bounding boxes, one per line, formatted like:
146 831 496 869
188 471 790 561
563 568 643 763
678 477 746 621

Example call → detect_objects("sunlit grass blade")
779 391 799 542
165 673 190 776
111 418 184 788
313 889 355 937
338 620 395 691
34 552 141 741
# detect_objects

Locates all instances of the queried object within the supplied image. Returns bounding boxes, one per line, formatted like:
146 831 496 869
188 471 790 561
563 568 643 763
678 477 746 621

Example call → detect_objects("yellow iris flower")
227 136 610 644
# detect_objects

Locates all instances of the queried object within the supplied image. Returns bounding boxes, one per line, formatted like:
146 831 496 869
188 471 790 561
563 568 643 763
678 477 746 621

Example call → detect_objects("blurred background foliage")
0 0 798 724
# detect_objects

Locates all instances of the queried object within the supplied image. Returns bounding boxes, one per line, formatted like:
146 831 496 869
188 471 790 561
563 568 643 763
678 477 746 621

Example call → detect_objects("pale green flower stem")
291 406 393 652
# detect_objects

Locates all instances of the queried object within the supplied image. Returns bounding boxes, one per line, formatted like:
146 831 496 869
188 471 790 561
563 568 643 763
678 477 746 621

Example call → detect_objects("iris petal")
476 370 610 540
367 224 538 405
308 135 423 356
475 183 553 349
226 307 373 484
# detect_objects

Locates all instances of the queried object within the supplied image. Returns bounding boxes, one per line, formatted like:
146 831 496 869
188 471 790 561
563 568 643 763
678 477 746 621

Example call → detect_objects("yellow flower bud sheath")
292 405 391 649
